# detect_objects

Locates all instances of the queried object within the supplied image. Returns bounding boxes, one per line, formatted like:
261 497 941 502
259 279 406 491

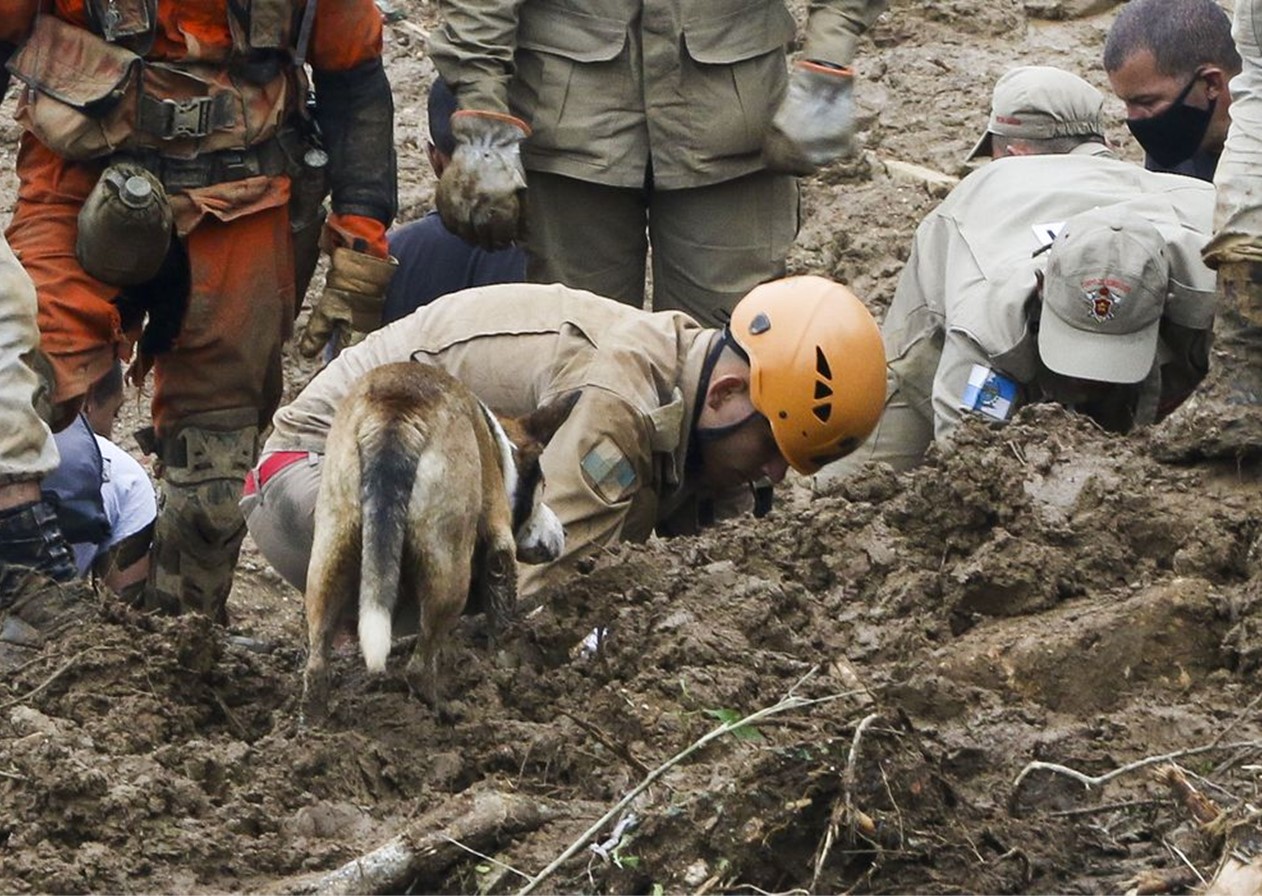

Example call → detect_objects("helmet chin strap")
692 326 760 444
694 409 760 443
687 327 756 473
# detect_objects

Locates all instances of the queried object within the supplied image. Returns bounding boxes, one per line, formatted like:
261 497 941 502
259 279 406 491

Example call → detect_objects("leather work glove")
763 61 857 176
435 111 530 251
297 247 398 358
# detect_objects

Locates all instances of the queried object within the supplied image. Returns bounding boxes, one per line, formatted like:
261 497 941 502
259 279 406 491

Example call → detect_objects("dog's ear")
523 390 581 445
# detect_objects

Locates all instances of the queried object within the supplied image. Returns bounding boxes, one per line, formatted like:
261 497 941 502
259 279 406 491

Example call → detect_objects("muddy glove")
435 111 530 251
763 61 857 176
297 247 397 358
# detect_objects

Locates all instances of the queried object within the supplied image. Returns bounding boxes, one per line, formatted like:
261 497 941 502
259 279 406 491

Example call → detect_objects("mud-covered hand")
297 247 397 358
435 111 530 251
763 61 857 176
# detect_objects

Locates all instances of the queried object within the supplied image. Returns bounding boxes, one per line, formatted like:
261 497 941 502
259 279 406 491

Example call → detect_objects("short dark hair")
1103 0 1241 78
427 77 459 157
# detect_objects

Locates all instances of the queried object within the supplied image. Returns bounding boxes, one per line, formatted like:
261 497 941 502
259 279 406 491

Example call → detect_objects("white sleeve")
94 436 158 552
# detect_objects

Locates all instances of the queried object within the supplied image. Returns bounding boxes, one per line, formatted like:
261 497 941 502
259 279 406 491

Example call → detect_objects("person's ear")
705 373 749 410
1202 66 1228 103
426 141 450 178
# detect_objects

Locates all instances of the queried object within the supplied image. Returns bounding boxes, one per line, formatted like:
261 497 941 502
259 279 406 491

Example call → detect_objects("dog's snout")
516 502 564 564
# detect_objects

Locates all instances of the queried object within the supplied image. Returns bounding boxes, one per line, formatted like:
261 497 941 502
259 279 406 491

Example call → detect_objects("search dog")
301 361 579 723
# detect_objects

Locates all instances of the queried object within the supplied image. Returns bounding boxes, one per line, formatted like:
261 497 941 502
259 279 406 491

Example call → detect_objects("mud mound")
4 408 1261 894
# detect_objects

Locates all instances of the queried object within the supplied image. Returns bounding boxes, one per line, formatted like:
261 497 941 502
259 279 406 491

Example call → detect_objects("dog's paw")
300 670 331 728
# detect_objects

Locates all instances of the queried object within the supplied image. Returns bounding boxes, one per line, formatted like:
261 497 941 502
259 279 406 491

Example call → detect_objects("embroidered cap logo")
1079 279 1129 324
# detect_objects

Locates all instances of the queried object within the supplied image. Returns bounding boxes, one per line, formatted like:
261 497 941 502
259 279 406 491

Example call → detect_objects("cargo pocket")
8 16 140 160
679 2 796 159
511 2 629 159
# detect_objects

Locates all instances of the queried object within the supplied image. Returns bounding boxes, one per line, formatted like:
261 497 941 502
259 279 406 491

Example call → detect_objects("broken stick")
270 784 555 896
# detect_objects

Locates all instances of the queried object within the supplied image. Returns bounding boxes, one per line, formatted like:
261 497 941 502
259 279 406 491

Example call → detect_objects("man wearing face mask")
1103 0 1241 182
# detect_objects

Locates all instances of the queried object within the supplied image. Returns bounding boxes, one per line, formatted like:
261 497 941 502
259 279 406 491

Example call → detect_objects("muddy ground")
4 0 1262 893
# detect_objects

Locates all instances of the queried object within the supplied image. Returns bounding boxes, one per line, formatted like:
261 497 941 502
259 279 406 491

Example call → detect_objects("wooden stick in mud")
1009 740 1262 814
1154 764 1220 826
811 712 882 889
272 784 556 896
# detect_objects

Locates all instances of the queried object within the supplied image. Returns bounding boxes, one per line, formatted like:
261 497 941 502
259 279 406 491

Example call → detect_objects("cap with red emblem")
967 65 1106 160
1037 204 1170 384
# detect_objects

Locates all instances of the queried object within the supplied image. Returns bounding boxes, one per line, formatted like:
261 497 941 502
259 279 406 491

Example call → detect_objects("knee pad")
147 415 259 623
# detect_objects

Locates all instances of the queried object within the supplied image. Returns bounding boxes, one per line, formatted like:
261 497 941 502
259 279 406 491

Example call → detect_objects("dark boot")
0 498 77 602
1151 261 1262 462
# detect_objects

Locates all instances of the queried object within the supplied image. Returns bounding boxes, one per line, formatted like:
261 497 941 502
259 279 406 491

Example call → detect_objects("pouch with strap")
8 15 293 161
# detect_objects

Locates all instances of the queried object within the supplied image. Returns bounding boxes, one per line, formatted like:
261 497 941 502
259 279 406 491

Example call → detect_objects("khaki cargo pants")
524 169 798 327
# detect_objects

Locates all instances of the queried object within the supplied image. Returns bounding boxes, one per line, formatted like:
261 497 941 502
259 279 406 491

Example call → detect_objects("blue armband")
960 364 1019 422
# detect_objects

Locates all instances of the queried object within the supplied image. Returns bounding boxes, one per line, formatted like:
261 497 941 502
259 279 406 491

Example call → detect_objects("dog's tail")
357 422 420 672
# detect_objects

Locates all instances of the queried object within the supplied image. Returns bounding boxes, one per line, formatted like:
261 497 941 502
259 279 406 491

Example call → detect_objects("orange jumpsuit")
1 0 389 435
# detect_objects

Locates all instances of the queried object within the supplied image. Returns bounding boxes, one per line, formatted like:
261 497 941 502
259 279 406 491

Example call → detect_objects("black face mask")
1125 71 1214 168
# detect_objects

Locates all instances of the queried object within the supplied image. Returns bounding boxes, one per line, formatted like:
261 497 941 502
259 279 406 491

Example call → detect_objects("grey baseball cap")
967 65 1106 160
1038 205 1169 384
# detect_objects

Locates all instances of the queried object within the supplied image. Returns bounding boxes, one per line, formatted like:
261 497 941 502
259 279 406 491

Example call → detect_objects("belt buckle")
163 97 213 139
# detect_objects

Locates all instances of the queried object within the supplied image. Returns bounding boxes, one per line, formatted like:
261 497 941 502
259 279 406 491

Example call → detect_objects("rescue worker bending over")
815 66 1216 489
0 0 398 623
42 362 158 601
243 277 887 599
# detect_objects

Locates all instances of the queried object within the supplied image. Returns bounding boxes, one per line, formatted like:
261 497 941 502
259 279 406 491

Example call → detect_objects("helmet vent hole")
815 347 832 380
749 313 772 335
814 381 833 400
813 404 832 423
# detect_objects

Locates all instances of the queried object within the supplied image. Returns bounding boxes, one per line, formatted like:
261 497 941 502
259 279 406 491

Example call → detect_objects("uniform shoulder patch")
580 437 638 504
960 363 1019 422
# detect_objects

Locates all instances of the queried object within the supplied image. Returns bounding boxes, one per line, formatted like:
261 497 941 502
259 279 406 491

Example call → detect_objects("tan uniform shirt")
0 233 58 482
427 0 888 190
830 150 1216 478
266 283 715 592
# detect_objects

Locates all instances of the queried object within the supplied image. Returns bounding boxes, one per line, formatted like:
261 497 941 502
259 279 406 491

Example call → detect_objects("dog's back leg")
302 509 361 726
404 537 472 716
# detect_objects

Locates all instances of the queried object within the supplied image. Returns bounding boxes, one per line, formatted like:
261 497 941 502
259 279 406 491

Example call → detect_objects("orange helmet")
728 276 887 474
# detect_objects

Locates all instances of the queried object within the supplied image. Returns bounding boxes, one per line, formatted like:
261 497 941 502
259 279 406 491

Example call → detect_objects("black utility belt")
119 131 304 192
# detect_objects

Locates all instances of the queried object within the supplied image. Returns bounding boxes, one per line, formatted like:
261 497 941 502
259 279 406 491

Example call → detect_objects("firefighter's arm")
300 24 398 355
0 0 41 98
426 0 518 117
932 328 1025 441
